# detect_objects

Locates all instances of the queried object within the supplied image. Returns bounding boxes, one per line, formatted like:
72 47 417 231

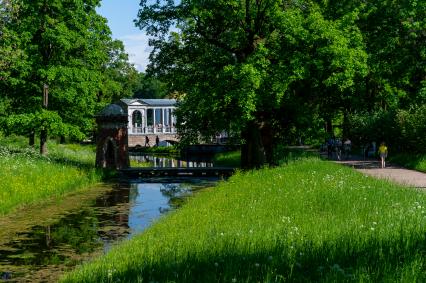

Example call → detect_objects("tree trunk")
40 128 48 155
29 130 35 147
60 135 66 144
241 120 266 169
325 119 333 136
260 121 275 166
342 111 350 139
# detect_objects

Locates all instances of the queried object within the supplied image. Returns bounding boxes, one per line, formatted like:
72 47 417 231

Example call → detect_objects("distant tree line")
136 0 425 168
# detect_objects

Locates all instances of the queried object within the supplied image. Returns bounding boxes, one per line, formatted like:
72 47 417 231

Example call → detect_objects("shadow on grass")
96 233 426 283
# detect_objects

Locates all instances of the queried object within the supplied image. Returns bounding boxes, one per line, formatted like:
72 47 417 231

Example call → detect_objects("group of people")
326 137 352 161
326 137 389 168
144 135 160 147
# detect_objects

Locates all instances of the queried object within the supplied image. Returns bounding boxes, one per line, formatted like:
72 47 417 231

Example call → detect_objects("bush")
348 106 426 153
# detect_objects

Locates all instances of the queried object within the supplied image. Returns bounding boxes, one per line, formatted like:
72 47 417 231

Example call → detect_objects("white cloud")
119 33 152 72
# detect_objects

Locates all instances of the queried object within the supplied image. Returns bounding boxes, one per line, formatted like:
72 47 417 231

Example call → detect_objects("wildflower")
268 256 273 261
232 278 237 283
255 263 260 267
214 262 219 267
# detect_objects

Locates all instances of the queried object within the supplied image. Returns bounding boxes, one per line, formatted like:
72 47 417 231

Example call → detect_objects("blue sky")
97 1 151 72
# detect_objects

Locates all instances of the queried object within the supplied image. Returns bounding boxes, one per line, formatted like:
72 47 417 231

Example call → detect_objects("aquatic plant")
62 158 426 282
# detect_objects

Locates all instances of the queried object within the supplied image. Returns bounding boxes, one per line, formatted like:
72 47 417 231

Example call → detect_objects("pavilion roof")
120 98 176 107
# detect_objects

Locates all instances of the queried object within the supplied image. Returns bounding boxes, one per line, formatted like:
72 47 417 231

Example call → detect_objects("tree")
136 0 367 168
1 0 134 153
0 0 28 134
133 73 168 99
320 0 426 111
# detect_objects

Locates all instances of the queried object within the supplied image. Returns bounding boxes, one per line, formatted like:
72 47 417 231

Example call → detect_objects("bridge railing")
130 126 177 134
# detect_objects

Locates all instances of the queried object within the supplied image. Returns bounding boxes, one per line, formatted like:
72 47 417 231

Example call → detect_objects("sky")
97 1 151 72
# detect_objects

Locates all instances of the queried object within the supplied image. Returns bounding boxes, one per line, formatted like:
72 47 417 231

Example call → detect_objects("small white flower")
214 262 219 267
255 263 260 267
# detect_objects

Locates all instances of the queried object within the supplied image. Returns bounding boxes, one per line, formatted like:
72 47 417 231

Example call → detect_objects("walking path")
334 156 426 189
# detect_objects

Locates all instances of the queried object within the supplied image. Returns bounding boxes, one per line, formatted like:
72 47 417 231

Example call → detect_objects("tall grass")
0 136 102 215
62 158 426 282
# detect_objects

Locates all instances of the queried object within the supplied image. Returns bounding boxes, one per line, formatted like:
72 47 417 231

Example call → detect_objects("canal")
0 155 220 282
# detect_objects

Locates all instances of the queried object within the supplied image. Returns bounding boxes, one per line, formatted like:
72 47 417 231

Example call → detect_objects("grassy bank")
62 158 426 282
389 153 426 173
0 136 102 215
213 150 241 167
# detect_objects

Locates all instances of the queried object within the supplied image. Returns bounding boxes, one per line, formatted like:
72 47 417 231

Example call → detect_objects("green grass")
213 150 241 167
61 158 426 282
132 145 180 155
0 136 102 215
129 159 151 168
389 153 426 173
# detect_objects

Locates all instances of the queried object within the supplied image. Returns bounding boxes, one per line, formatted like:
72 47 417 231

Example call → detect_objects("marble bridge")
95 99 178 169
118 98 179 147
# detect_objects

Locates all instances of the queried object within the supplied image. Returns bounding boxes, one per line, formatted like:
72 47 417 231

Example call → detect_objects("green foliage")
389 154 426 173
347 105 426 153
137 0 367 167
61 159 426 282
0 0 137 141
320 0 426 110
133 73 169 99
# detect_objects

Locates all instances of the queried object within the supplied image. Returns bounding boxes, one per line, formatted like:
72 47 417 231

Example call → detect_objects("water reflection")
130 154 214 168
0 178 217 282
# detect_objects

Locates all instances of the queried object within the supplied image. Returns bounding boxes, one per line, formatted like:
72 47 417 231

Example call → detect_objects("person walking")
343 138 352 159
378 142 388 168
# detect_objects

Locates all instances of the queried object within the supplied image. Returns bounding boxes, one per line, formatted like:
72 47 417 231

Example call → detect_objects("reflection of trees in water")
160 183 192 210
0 186 132 269
129 184 139 203
0 208 101 267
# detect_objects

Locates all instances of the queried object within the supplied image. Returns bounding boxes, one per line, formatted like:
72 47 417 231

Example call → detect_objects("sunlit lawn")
62 158 426 282
0 136 102 215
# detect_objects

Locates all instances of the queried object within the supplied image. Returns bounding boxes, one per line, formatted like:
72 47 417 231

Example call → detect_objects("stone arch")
95 103 129 169
103 137 117 169
132 110 143 128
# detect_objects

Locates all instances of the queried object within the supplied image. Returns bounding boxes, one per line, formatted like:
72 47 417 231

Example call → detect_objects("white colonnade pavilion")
119 99 177 135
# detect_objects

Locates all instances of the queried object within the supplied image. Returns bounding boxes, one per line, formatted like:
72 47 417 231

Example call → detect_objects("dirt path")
334 157 426 189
